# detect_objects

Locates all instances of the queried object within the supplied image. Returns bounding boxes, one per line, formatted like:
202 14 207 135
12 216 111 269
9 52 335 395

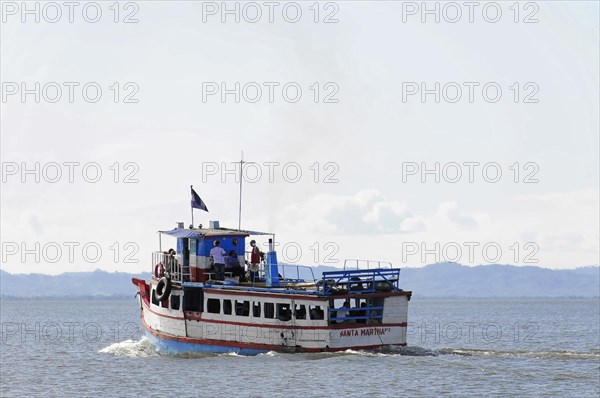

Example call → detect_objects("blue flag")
191 187 209 212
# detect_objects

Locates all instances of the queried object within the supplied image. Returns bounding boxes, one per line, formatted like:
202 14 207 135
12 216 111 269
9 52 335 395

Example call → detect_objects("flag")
191 186 209 212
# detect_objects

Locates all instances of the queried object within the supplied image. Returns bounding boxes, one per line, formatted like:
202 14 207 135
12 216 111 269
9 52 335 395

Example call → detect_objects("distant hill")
0 264 598 299
401 263 599 298
0 269 151 300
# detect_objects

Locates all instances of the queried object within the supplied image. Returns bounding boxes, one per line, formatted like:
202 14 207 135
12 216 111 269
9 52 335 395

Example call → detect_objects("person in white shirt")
210 240 227 281
336 301 351 324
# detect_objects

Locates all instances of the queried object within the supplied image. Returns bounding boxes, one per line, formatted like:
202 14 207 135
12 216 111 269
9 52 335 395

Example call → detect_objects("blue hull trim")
145 331 270 356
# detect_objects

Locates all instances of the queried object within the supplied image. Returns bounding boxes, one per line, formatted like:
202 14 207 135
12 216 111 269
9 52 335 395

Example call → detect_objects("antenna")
236 151 256 230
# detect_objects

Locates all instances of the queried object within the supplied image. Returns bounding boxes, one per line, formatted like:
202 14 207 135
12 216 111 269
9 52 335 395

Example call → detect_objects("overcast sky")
1 1 598 274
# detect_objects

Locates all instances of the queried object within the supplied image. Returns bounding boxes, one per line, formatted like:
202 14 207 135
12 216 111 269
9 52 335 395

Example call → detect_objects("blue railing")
317 268 401 295
329 305 384 322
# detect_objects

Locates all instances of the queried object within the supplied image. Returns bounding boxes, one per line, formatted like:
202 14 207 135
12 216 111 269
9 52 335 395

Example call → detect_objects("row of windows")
206 298 325 321
151 289 385 325
150 289 386 325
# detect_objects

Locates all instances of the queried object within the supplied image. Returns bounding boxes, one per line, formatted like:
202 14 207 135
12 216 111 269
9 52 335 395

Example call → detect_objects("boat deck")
178 268 410 299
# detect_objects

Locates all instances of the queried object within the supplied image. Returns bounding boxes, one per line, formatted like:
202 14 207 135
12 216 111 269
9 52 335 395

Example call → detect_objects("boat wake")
294 346 600 360
255 346 441 359
98 337 159 358
98 339 599 361
336 346 600 360
375 345 441 356
437 348 600 360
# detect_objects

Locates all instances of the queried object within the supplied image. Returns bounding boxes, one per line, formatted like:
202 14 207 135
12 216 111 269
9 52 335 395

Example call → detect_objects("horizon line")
1 262 599 277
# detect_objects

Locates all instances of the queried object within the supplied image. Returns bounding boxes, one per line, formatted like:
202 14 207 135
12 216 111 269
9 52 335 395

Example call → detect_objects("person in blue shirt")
226 250 246 282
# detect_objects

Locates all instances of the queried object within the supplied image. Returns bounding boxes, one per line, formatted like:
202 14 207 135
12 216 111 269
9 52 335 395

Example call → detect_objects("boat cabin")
153 220 277 284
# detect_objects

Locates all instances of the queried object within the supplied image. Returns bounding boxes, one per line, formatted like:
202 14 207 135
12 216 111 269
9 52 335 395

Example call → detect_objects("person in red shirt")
248 240 261 282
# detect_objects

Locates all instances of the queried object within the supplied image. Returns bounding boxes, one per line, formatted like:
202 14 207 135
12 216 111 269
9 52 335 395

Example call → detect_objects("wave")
99 338 270 359
98 337 159 358
376 346 441 356
258 351 279 357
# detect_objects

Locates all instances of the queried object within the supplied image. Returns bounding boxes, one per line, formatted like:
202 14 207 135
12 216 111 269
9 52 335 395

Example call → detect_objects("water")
1 299 598 397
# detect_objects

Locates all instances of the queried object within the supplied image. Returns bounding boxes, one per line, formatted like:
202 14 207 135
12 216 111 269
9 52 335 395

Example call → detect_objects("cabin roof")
159 227 272 239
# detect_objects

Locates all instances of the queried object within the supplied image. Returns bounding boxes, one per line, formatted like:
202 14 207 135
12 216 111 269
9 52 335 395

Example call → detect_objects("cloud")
28 214 44 236
511 189 599 255
438 201 478 229
278 189 425 235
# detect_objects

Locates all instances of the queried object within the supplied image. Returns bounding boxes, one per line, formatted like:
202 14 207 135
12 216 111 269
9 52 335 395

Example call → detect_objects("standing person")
248 240 261 282
210 240 226 281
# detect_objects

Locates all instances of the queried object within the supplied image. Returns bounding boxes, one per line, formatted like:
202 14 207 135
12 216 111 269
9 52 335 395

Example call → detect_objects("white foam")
98 336 159 358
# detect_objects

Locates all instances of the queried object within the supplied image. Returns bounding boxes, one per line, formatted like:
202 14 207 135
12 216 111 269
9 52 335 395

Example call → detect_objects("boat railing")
317 268 401 294
152 251 190 283
343 259 393 270
329 304 384 322
278 264 315 285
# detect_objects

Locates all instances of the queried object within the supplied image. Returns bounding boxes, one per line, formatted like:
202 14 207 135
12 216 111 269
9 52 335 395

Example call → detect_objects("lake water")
1 299 598 397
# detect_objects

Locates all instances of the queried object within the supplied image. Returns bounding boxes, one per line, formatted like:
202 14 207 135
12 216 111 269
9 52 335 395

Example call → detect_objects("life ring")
154 263 165 278
154 277 171 301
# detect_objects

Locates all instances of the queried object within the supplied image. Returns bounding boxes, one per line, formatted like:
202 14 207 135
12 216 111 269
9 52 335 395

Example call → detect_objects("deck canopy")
159 227 273 238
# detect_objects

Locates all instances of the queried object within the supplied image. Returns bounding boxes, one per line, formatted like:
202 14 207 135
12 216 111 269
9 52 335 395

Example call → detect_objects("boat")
132 220 412 355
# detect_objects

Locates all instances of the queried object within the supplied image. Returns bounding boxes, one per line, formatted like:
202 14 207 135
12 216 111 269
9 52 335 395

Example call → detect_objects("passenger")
310 307 324 320
310 308 319 320
357 302 367 324
296 306 306 319
349 301 358 319
336 301 351 324
210 240 226 281
248 240 261 282
349 276 364 291
226 250 246 282
278 306 291 321
167 248 177 271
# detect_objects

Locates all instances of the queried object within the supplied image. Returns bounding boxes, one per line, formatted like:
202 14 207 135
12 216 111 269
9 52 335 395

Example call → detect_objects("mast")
191 185 195 228
238 151 244 230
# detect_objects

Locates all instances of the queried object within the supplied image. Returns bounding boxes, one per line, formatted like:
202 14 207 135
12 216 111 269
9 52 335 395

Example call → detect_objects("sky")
1 1 598 275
